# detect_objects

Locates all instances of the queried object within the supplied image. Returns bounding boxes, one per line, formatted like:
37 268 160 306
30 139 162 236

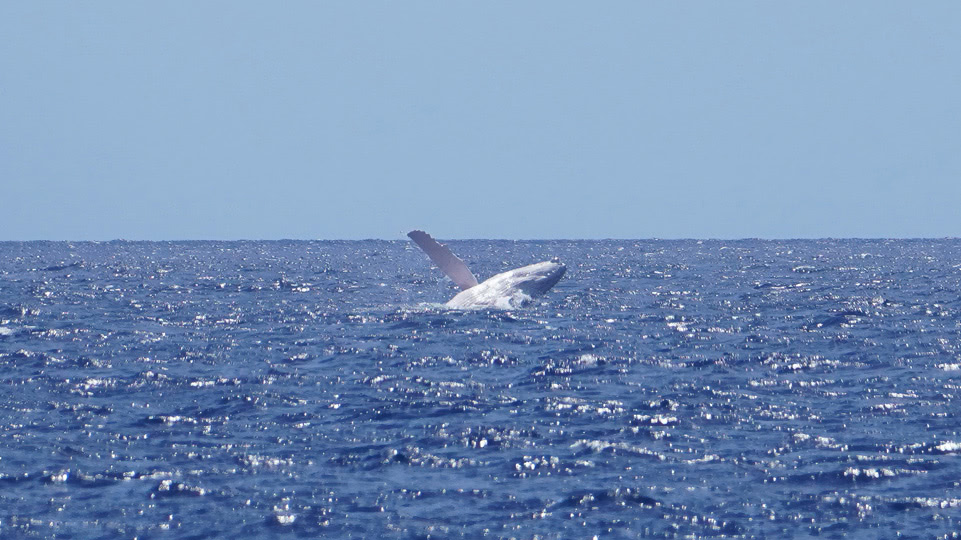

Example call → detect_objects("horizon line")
2 236 959 243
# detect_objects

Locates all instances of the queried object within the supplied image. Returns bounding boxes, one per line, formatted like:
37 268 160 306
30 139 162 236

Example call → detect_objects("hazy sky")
2 2 960 240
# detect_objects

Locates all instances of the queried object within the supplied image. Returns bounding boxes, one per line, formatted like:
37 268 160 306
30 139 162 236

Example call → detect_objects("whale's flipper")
407 230 479 290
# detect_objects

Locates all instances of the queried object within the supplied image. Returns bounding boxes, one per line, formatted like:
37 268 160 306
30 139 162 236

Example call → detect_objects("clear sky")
2 2 960 240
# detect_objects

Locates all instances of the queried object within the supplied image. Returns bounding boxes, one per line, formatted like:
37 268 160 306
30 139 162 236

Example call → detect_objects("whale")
408 230 566 309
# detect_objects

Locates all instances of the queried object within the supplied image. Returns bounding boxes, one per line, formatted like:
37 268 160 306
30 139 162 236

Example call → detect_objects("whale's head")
512 259 567 297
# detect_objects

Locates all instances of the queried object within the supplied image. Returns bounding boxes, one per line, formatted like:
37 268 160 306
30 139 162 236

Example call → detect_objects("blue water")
1 239 961 539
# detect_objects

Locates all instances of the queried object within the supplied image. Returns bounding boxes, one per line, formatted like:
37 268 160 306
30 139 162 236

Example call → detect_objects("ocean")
1 239 960 539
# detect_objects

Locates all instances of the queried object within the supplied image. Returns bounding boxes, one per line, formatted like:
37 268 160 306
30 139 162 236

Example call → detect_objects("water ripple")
1 239 961 537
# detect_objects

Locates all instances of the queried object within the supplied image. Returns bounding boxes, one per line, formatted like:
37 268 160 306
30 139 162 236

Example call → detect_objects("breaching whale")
407 230 566 309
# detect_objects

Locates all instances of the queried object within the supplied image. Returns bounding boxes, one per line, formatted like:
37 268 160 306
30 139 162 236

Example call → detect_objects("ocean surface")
2 239 961 539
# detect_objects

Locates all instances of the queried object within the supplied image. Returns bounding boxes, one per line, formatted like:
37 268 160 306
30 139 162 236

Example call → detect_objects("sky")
2 2 960 240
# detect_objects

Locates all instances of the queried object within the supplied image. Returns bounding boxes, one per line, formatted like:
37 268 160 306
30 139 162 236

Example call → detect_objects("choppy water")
2 239 961 539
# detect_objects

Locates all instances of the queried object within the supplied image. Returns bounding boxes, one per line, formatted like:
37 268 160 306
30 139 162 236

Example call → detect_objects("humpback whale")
408 230 566 309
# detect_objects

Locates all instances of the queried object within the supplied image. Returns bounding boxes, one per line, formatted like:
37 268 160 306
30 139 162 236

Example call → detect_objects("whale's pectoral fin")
407 230 479 290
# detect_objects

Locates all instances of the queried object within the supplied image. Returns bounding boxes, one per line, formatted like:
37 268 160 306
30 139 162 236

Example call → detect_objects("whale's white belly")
445 261 566 309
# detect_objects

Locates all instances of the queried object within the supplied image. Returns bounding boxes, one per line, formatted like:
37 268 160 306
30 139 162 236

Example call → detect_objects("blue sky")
2 2 959 240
